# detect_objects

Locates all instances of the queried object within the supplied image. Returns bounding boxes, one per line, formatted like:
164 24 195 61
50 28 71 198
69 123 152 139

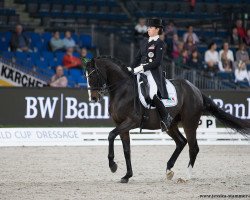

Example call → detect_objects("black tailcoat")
131 38 168 99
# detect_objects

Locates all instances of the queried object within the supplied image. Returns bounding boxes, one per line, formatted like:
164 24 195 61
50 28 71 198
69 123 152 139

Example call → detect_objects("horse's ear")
86 58 95 68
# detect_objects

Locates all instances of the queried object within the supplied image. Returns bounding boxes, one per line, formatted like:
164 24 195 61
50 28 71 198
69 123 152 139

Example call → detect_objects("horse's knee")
180 139 187 149
108 133 116 142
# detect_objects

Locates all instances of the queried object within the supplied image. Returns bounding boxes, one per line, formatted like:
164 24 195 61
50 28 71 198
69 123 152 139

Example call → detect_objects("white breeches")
143 70 158 100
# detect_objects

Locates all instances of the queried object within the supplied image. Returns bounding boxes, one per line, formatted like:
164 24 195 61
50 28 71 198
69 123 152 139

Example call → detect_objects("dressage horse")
85 56 250 183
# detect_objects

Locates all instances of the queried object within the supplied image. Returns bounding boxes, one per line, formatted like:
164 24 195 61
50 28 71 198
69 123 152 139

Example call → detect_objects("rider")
128 18 173 130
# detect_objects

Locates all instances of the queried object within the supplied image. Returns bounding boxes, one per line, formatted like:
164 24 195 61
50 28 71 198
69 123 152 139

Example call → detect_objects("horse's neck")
104 62 133 99
105 62 129 86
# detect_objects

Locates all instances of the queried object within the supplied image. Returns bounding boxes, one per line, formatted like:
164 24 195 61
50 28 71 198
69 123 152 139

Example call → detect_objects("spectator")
184 34 197 57
187 49 202 70
159 32 165 42
50 31 64 52
164 20 177 38
134 18 147 37
171 34 183 59
236 43 250 66
229 27 241 46
175 49 188 67
10 24 31 52
220 51 233 72
63 31 76 49
183 25 199 44
80 47 90 70
218 42 234 72
234 60 250 84
235 19 246 39
243 29 250 47
63 47 82 69
204 42 219 75
50 65 68 87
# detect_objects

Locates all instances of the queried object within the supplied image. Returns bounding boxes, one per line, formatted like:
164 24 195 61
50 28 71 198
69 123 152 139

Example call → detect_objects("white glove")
127 67 132 72
133 65 144 74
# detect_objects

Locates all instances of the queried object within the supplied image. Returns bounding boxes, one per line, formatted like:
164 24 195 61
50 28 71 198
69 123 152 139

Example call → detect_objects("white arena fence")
0 128 249 147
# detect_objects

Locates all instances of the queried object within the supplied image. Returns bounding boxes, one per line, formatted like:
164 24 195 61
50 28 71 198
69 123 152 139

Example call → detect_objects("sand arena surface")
0 145 249 200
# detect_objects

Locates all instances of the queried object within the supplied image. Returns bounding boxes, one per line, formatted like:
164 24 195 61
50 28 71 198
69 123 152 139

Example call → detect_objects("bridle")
85 58 140 115
85 59 129 98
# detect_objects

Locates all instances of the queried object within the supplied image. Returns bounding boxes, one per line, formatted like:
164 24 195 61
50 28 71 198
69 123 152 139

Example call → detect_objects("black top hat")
146 18 163 28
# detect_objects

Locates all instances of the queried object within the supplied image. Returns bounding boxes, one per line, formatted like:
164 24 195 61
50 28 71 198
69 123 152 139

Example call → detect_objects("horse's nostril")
92 97 97 102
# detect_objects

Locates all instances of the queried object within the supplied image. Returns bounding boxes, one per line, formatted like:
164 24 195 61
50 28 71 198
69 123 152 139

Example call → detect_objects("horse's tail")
202 93 250 136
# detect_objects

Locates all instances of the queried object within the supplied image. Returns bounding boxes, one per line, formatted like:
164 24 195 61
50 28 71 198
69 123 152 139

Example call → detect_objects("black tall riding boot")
153 95 173 131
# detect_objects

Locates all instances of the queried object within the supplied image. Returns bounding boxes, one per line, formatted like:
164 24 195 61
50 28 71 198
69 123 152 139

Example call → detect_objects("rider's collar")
148 35 159 42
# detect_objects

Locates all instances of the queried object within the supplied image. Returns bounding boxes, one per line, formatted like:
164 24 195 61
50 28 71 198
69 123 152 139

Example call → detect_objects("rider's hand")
133 65 144 74
127 67 132 72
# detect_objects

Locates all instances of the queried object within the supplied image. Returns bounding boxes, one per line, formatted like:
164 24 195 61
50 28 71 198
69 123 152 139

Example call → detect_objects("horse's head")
85 58 106 102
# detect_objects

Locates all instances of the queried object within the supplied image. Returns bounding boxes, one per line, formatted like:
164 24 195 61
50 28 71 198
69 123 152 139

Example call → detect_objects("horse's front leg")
107 118 136 182
108 129 118 173
120 132 133 183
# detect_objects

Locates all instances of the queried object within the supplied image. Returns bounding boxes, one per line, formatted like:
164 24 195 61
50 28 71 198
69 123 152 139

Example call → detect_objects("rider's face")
147 27 159 37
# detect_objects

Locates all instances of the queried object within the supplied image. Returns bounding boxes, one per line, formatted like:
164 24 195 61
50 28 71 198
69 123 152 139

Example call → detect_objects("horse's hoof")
110 163 118 173
120 178 129 183
176 178 188 183
166 170 174 180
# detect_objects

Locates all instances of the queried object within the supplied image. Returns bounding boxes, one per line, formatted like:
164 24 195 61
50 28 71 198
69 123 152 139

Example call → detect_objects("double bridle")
85 60 129 97
85 59 140 115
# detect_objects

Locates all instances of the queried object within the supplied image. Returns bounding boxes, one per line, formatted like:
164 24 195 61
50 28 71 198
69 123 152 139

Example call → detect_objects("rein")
85 62 130 96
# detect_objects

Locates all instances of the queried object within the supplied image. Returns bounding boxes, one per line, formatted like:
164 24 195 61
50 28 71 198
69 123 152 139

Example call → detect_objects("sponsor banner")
0 61 47 87
0 87 112 126
203 90 250 120
0 79 13 86
0 88 249 126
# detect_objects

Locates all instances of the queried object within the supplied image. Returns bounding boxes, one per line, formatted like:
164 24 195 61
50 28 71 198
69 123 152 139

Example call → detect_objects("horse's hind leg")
183 127 200 180
166 125 187 180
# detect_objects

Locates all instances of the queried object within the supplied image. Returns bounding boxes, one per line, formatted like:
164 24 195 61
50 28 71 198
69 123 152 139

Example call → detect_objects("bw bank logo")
24 94 109 122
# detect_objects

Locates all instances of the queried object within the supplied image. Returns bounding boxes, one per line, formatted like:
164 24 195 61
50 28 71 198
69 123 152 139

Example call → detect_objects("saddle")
137 74 178 109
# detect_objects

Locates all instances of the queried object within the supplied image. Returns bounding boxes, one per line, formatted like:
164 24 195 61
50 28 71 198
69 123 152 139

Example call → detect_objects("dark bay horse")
85 56 250 183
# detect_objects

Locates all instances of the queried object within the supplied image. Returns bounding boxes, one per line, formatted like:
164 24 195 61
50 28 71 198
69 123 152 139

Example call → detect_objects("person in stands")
164 20 177 38
204 42 219 76
218 42 234 72
229 27 241 46
187 49 203 70
50 31 64 52
183 25 199 44
63 47 82 69
80 47 90 70
235 19 246 39
63 31 76 50
50 65 68 87
134 18 147 37
10 24 31 52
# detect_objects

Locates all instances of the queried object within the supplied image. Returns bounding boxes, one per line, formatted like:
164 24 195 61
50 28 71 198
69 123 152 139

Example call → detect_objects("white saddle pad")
137 74 178 109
